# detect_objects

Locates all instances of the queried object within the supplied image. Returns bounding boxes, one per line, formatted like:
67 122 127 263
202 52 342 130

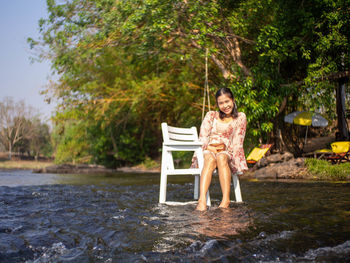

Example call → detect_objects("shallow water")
0 170 349 262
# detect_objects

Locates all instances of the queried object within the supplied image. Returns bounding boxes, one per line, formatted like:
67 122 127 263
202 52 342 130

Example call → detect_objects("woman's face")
217 94 234 116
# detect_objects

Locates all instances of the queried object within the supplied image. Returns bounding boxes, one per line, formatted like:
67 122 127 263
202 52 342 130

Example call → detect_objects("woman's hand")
207 143 226 153
207 145 218 153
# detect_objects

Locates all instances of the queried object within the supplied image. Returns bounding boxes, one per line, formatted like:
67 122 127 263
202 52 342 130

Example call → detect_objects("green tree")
0 97 33 159
30 0 349 165
52 119 90 164
29 118 52 160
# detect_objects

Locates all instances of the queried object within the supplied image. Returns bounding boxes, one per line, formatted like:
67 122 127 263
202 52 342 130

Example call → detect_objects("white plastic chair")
159 122 209 205
159 122 243 205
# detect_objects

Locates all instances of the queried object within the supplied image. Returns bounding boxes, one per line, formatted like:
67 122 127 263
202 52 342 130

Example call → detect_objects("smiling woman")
191 88 248 211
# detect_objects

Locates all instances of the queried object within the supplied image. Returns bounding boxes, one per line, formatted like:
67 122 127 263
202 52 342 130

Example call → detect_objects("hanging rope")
202 48 210 120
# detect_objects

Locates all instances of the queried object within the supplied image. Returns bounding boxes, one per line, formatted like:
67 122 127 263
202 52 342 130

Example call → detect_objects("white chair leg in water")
208 170 243 205
232 172 243 203
159 123 210 206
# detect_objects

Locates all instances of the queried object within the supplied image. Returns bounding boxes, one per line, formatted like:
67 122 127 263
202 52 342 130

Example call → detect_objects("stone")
251 156 306 179
256 158 268 169
266 153 283 163
282 152 294 161
294 157 305 166
253 166 277 179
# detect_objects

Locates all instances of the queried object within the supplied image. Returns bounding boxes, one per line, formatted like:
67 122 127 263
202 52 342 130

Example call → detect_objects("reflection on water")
152 203 251 253
0 170 349 262
193 205 251 239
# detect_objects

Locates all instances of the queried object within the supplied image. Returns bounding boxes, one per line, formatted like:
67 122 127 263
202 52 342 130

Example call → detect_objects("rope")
202 48 210 120
206 48 210 112
202 77 206 121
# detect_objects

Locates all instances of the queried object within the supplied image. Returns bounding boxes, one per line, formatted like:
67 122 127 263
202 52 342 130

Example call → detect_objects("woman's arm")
199 111 215 150
232 112 247 152
190 111 215 168
229 112 248 172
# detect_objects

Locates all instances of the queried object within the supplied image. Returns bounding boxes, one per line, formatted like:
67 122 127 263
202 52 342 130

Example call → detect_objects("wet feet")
195 200 207 211
218 200 230 209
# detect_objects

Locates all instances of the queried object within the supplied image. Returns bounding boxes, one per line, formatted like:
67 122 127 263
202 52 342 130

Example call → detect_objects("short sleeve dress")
191 111 248 174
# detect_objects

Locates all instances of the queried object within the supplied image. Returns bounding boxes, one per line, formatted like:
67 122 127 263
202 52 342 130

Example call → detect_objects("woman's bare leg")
196 153 217 211
216 153 231 208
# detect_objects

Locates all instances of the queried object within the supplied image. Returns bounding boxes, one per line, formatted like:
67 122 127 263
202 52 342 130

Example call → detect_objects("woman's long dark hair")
215 88 238 119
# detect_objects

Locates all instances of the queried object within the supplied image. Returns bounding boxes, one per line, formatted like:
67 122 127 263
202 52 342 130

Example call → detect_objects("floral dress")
191 111 248 174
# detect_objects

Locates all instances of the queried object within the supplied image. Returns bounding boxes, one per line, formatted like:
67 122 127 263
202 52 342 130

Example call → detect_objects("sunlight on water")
0 170 349 262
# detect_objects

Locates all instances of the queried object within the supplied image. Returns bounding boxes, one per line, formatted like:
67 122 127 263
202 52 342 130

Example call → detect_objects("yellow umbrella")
284 111 328 144
293 111 312 126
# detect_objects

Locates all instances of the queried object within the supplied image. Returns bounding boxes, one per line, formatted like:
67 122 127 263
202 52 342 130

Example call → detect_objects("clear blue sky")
0 0 55 122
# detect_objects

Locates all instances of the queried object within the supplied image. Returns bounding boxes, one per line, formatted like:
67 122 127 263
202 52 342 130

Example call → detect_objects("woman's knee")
216 154 229 167
204 154 217 168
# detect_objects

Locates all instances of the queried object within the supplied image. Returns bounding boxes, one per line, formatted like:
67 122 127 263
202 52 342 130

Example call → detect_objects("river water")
0 170 349 262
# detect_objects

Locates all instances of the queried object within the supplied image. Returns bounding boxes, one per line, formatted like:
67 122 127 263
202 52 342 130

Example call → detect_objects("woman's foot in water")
196 199 207 211
218 200 230 209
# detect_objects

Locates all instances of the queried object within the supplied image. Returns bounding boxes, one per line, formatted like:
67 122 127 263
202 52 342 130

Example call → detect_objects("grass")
138 156 160 169
305 158 350 181
0 160 54 170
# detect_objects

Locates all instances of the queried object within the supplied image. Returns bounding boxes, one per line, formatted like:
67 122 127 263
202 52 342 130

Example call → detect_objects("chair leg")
206 190 211 206
159 149 168 203
232 173 243 203
167 150 175 170
194 175 199 199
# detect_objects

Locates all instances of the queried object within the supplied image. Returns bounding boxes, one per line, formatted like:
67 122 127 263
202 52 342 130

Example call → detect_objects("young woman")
191 88 248 211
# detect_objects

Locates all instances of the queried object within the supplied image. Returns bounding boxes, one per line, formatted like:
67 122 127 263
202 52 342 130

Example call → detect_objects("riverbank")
245 152 350 181
1 158 349 180
32 163 161 174
0 160 53 171
0 160 160 174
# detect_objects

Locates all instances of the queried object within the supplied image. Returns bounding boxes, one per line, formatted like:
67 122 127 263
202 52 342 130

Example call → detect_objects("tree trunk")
271 97 288 152
336 77 349 141
8 142 12 160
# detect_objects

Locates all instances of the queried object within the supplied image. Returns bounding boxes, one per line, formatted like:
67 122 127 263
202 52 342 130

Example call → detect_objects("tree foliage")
0 97 52 159
0 97 33 159
30 0 350 165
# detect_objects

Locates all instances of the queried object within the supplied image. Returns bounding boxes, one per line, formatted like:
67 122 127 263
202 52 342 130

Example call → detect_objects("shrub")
305 158 350 181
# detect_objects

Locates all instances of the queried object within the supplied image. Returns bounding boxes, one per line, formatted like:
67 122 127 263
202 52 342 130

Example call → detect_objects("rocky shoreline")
33 164 116 174
33 152 310 179
245 152 310 179
33 163 160 174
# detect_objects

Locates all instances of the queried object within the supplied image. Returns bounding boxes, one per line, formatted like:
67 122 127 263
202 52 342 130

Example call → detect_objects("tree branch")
281 70 350 87
190 40 235 80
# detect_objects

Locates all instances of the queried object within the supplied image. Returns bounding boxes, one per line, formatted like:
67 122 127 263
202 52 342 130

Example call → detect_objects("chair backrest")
161 123 199 143
331 141 350 153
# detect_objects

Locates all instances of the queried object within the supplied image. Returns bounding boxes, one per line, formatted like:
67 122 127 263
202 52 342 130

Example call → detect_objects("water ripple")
0 173 349 262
